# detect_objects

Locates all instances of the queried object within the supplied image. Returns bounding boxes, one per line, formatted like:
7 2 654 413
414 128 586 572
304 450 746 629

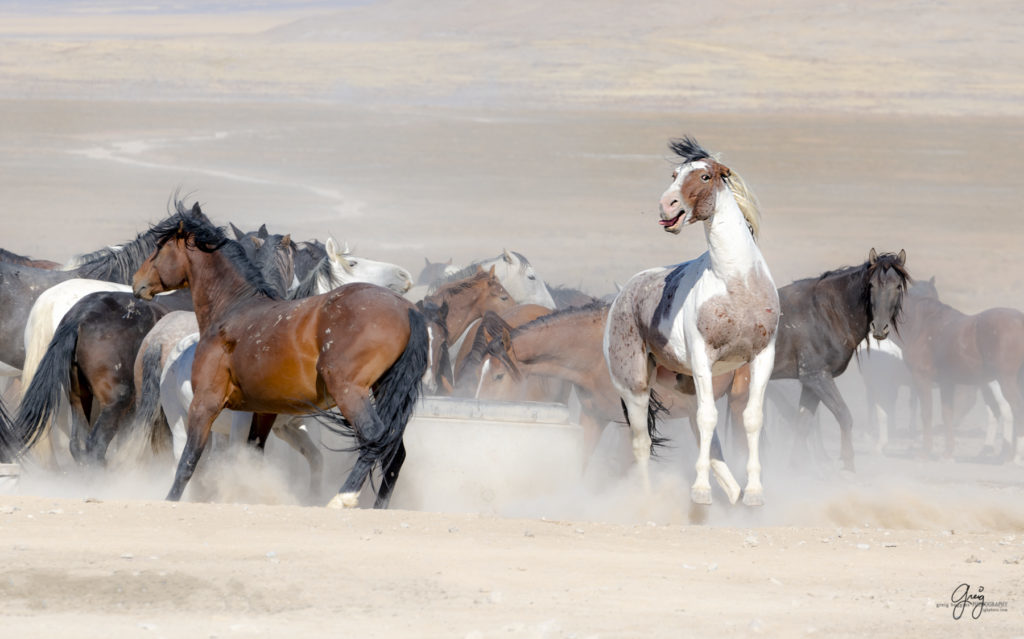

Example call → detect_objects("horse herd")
0 136 1021 510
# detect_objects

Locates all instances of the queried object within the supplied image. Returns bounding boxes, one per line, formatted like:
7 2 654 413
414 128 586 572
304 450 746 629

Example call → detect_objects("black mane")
153 200 281 300
668 136 712 165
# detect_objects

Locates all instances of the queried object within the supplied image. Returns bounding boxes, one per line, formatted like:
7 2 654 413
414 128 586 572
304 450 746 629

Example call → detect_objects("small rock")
707 563 718 572
120 553 134 560
524 531 534 538
965 555 981 563
448 526 459 534
856 544 871 550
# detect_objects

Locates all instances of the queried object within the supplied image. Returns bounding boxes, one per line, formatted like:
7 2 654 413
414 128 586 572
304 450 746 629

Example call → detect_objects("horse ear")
929 275 935 285
230 222 245 240
445 258 452 265
501 326 512 351
868 248 878 265
488 264 497 278
325 236 338 256
475 264 484 274
190 202 202 217
718 163 731 179
502 248 514 264
424 257 431 266
897 249 906 265
342 241 351 255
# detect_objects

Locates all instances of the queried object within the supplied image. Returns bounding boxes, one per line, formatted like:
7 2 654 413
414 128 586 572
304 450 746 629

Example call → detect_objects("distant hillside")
0 0 1019 115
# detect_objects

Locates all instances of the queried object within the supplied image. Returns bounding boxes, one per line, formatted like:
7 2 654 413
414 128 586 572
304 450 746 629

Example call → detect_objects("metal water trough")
387 396 585 513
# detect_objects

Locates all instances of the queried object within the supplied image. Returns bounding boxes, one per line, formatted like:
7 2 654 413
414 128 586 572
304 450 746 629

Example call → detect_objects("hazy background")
1 1 1022 521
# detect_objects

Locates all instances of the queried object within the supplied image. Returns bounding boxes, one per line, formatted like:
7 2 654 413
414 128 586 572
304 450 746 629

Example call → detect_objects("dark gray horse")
731 249 910 471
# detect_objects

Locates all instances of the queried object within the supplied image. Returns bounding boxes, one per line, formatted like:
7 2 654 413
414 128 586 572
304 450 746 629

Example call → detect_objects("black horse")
731 249 911 471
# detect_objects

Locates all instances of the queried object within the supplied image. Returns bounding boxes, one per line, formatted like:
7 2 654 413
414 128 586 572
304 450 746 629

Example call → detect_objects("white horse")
603 136 779 507
414 249 556 309
292 237 412 297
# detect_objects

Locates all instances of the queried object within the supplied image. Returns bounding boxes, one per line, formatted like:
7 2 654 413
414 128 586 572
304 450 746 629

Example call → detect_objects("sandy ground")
1 1 1024 636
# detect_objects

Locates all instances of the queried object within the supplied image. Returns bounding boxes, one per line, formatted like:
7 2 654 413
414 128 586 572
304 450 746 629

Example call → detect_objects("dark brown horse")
131 208 428 507
898 278 1024 461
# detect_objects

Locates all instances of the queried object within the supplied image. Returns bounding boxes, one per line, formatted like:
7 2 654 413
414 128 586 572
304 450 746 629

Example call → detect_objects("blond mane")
726 169 762 241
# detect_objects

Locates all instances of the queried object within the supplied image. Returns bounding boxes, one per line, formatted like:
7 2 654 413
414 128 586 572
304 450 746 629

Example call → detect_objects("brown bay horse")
898 278 1024 462
131 207 429 507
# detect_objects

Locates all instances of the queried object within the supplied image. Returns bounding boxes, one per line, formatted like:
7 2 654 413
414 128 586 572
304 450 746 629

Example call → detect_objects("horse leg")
937 382 956 458
166 393 224 502
979 383 1007 457
324 383 389 509
683 406 741 505
67 367 92 465
246 413 277 450
82 379 133 466
803 372 856 472
618 388 654 495
740 345 773 506
911 376 934 456
272 416 324 500
993 373 1024 465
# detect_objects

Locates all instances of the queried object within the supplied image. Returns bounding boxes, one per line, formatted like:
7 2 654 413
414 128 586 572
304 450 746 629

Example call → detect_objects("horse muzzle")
870 322 890 340
133 283 155 300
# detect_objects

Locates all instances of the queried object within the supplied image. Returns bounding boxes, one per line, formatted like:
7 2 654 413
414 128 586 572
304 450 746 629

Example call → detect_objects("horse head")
867 247 911 340
659 136 734 233
324 237 413 294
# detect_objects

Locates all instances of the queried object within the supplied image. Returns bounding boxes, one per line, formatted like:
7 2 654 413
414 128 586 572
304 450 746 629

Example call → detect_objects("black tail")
316 308 429 465
0 395 15 462
620 388 671 455
133 342 171 455
8 320 80 457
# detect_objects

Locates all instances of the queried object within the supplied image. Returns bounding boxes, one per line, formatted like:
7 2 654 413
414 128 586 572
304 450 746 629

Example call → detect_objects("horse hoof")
690 486 712 506
742 490 764 507
326 492 360 509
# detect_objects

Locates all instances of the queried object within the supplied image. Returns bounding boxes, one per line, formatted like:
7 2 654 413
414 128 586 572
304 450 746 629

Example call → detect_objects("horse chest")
695 270 779 364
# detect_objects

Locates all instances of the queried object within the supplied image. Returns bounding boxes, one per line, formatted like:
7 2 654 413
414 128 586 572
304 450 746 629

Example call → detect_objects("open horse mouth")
659 210 688 233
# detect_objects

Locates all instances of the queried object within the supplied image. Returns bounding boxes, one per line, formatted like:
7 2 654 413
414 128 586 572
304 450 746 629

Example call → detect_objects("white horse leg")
620 389 653 494
875 404 889 453
741 343 774 506
689 369 718 506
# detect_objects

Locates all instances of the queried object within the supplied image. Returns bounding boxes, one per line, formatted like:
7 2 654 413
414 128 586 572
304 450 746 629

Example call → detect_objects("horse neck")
824 268 873 347
703 189 762 279
185 250 267 332
442 291 487 341
509 313 605 385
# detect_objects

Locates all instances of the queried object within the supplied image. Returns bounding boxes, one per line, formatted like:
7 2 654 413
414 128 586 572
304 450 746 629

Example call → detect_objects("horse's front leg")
167 388 227 502
688 358 719 506
741 341 775 506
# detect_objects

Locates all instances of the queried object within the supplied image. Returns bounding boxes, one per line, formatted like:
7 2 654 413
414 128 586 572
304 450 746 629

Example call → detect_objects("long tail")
5 319 80 458
133 341 171 456
0 395 15 462
368 308 429 466
621 388 671 454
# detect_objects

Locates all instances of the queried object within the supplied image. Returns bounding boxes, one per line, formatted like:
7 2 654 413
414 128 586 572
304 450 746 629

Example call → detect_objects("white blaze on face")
475 359 491 399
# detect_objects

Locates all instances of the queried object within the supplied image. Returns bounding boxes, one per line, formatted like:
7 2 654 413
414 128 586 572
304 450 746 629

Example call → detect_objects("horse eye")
672 170 679 179
701 174 711 182
495 373 505 381
527 274 536 281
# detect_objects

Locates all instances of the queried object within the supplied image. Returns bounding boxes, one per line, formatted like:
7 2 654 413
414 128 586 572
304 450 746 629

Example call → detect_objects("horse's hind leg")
67 367 92 465
83 380 133 465
325 385 387 509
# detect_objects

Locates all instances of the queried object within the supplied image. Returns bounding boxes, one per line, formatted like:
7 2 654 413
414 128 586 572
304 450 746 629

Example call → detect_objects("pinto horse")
897 278 1024 462
131 208 428 507
604 136 779 507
